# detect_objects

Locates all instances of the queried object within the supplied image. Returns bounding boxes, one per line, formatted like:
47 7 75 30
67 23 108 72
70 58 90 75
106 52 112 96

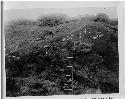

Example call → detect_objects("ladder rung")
67 57 73 58
66 75 71 76
67 66 72 67
64 89 73 90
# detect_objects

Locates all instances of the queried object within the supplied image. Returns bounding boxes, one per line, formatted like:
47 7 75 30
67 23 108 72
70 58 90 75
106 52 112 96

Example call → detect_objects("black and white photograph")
3 1 120 97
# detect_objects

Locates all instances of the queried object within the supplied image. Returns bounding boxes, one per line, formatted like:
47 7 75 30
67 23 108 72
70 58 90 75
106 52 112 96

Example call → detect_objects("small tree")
94 13 109 23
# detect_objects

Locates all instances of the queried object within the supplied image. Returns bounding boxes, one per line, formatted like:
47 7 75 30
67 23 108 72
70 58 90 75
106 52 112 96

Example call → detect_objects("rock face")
5 18 118 96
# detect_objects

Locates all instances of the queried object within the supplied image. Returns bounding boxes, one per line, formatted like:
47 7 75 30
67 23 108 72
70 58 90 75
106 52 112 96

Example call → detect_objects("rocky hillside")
5 14 118 96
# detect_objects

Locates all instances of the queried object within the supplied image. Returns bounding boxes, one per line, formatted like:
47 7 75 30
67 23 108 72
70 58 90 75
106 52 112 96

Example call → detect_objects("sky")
3 1 119 23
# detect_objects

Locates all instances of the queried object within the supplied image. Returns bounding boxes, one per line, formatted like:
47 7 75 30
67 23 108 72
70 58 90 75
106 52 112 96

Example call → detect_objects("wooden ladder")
63 56 74 94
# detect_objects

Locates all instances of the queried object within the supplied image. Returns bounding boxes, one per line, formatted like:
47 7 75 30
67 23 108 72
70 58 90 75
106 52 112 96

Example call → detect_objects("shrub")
36 15 68 27
93 13 109 23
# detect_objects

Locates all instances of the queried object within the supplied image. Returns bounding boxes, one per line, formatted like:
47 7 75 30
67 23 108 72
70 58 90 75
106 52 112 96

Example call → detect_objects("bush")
93 13 109 23
36 15 68 27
